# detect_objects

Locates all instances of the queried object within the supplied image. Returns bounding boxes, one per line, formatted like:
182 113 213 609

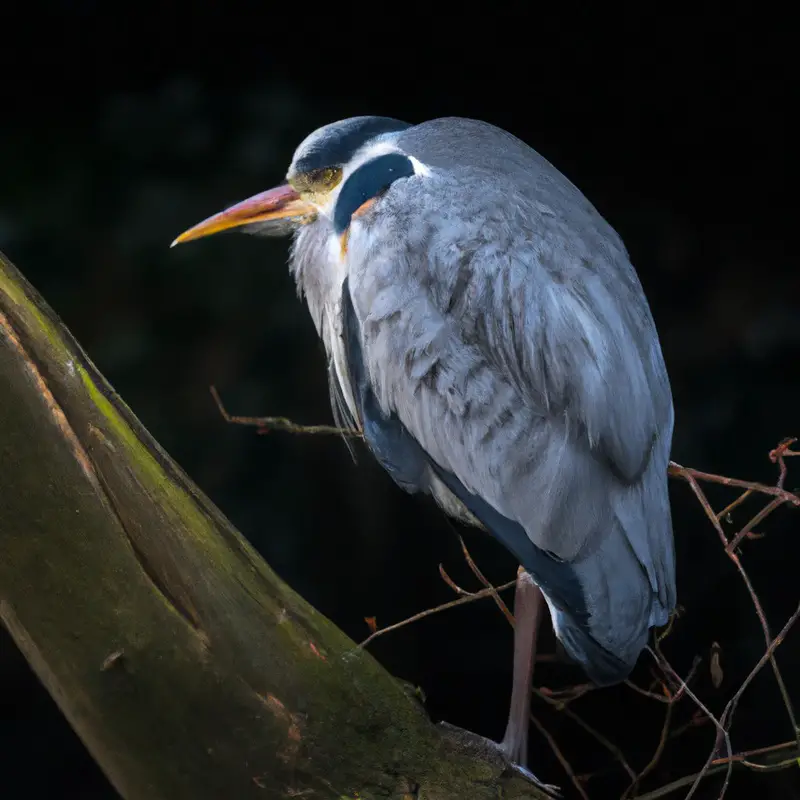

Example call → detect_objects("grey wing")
346 174 676 682
339 277 597 628
339 277 429 493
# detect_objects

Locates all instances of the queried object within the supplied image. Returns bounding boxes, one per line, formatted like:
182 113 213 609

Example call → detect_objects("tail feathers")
414 422 675 687
648 601 671 630
550 608 645 686
544 505 673 687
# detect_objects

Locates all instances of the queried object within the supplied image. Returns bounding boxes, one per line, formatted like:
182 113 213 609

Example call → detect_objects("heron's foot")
498 727 528 769
437 721 561 797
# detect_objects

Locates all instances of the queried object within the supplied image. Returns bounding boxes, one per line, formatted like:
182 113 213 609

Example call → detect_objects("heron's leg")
435 568 558 795
499 567 545 768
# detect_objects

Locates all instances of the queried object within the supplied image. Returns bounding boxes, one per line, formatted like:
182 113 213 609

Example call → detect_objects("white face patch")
327 232 346 265
310 139 433 224
309 137 434 270
407 155 432 177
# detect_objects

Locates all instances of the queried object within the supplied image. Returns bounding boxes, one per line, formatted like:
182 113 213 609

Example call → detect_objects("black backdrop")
1 6 798 798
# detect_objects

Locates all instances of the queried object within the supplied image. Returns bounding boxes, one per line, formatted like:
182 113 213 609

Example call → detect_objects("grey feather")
289 218 360 462
340 276 429 492
290 117 676 682
340 276 627 681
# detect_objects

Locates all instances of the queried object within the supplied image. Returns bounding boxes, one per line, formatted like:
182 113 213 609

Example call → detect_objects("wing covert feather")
346 173 673 566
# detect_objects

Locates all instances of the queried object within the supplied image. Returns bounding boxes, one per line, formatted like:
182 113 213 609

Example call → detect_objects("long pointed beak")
170 184 316 247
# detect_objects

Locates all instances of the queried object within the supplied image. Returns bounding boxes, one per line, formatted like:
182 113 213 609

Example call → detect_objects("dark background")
1 5 798 799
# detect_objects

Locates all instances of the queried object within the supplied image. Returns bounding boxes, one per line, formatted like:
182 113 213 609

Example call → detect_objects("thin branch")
533 692 637 782
680 471 730 545
677 471 800 746
667 712 711 743
650 649 733 800
534 683 595 707
737 755 800 772
438 565 560 662
357 580 515 649
716 489 753 523
656 606 683 645
730 550 799 746
624 679 671 704
769 437 799 490
566 712 638 784
668 461 800 507
635 738 800 800
622 700 674 799
725 496 785 553
720 599 800 737
210 386 362 438
634 765 731 800
458 535 515 627
529 712 590 800
711 737 799 766
438 564 478 596
619 659 700 798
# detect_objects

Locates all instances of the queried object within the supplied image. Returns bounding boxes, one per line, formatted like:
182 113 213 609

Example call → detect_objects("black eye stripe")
333 153 415 235
293 117 411 176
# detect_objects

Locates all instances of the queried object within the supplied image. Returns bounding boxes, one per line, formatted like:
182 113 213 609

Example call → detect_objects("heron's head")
171 116 429 253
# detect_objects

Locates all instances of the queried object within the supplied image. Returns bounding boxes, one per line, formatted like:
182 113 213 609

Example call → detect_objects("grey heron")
172 115 676 775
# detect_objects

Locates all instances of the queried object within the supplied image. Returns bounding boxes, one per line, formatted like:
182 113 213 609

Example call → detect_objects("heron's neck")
289 224 346 353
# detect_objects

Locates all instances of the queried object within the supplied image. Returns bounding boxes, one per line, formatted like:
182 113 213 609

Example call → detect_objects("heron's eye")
291 166 343 193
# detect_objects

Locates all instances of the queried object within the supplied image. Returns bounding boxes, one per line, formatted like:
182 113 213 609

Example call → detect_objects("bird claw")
437 722 561 797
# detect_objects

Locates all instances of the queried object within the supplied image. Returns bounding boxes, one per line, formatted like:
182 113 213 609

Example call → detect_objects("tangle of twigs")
211 387 800 800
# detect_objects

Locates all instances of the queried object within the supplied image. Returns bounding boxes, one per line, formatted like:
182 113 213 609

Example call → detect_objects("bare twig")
656 606 683 645
650 649 734 800
624 679 671 704
634 764 731 800
770 437 799 490
725 496 785 553
712 737 800 766
716 489 754 523
438 564 561 661
636 737 800 800
720 599 800 738
674 468 800 748
532 688 638 782
210 386 362 438
457 535 516 627
357 579 515 649
535 684 595 706
622 700 674 799
620 659 700 798
666 712 711 746
529 712 590 800
668 461 800 507
438 564 477 596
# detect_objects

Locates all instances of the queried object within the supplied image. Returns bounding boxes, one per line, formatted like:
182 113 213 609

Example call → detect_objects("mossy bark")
0 251 550 800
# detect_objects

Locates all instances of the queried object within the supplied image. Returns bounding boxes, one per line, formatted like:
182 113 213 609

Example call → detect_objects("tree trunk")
0 250 550 800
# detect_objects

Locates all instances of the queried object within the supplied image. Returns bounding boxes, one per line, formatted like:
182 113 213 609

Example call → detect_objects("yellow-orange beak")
170 184 316 247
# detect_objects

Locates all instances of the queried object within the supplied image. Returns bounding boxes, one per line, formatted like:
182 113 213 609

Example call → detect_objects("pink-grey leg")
499 567 546 767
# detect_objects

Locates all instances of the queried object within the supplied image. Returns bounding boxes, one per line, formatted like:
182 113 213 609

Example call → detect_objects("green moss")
0 251 550 799
0 260 77 364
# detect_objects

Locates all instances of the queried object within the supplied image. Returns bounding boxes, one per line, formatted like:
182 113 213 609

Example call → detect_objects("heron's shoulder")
400 117 549 174
401 120 595 202
385 168 631 285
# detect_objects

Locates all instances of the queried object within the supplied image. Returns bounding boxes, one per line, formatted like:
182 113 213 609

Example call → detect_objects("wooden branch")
0 250 552 800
